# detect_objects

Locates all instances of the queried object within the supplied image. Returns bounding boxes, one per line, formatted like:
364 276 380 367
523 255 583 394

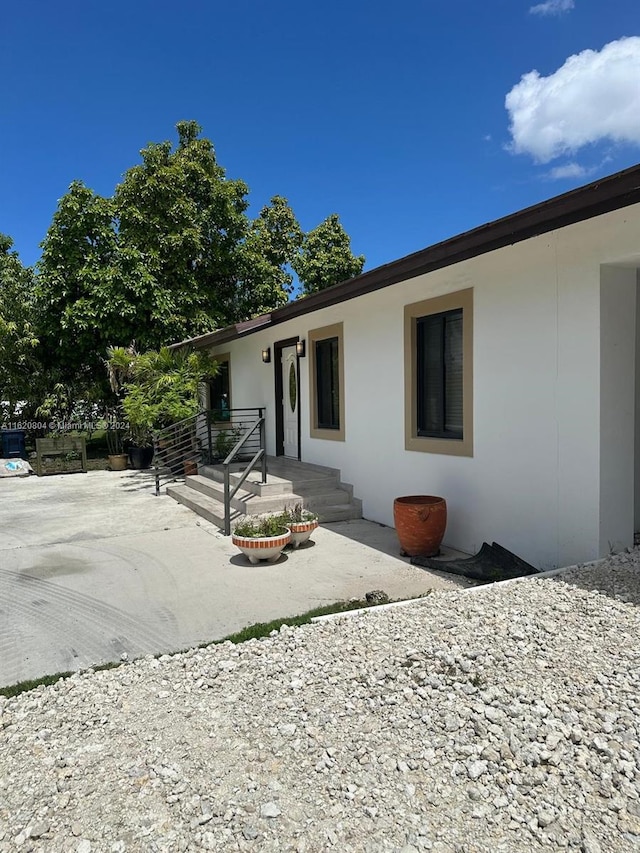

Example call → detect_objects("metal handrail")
222 409 266 535
153 408 268 535
153 411 202 496
223 417 261 465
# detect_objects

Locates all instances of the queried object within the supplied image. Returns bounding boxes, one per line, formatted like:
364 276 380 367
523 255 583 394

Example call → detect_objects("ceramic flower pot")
232 529 292 564
287 518 319 549
393 495 447 557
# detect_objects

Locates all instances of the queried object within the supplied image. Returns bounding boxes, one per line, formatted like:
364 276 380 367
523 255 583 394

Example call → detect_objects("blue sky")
2 0 639 271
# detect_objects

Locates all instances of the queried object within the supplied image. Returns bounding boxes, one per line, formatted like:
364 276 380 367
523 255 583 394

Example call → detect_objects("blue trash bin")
1 429 27 459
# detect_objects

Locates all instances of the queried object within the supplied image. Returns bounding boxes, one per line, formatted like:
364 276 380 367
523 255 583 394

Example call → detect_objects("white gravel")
1 551 639 852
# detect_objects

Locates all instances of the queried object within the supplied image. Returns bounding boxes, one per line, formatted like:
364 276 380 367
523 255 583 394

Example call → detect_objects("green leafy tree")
116 123 304 328
32 122 363 413
36 123 307 397
0 235 39 419
233 195 303 321
293 213 364 296
35 182 151 391
115 120 251 337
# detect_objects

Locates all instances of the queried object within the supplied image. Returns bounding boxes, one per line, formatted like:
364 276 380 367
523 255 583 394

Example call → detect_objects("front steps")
166 456 362 531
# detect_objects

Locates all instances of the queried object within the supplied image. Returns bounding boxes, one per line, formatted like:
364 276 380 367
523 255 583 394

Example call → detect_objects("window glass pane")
316 337 340 429
209 361 230 420
444 314 463 435
289 362 297 412
418 315 443 435
417 309 462 439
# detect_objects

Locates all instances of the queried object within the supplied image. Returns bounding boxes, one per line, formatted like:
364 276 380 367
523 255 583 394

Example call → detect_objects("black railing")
221 413 266 534
153 408 267 531
204 408 264 468
153 412 204 496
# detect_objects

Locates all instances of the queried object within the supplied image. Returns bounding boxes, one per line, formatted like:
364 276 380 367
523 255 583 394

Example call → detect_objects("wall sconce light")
296 339 306 358
261 347 271 364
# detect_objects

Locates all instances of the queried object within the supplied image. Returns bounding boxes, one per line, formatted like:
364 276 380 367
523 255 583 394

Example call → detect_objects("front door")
281 346 299 458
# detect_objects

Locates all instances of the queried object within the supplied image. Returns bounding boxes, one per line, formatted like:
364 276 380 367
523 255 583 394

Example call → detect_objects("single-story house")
175 163 640 570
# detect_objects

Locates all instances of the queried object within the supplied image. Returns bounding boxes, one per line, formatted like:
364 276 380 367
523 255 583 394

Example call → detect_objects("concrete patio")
0 468 471 688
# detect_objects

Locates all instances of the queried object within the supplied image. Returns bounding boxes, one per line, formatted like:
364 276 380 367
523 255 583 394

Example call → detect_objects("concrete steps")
165 483 237 528
166 456 362 531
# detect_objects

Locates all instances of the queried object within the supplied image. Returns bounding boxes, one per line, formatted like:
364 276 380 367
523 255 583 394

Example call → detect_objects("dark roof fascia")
175 163 640 351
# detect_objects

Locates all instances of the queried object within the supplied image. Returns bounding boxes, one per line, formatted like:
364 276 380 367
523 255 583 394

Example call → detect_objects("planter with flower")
232 515 291 564
279 504 319 549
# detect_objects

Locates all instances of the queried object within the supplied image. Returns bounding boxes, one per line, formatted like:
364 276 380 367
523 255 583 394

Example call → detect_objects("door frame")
274 337 301 459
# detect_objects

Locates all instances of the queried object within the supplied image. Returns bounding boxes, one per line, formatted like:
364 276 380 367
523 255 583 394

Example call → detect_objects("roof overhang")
172 162 640 351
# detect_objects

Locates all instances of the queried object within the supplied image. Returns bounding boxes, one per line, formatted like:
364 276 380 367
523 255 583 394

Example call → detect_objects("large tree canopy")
30 121 365 401
114 120 253 335
34 182 150 387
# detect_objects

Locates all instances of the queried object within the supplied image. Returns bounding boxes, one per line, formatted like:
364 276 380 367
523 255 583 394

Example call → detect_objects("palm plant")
106 345 220 446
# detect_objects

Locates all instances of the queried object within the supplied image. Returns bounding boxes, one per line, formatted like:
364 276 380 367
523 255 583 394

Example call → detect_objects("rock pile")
1 553 639 851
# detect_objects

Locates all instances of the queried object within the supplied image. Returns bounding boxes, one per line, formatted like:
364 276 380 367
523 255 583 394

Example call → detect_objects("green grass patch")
0 594 430 699
0 671 75 699
208 598 375 645
0 660 121 700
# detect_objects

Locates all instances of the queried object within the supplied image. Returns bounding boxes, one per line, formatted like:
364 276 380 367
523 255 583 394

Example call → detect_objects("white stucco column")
634 274 640 531
599 265 637 555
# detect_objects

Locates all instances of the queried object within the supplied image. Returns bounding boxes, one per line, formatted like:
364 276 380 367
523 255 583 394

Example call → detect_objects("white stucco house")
175 164 640 570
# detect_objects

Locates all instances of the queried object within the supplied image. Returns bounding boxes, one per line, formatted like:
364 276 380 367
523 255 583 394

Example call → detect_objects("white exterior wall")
209 204 640 569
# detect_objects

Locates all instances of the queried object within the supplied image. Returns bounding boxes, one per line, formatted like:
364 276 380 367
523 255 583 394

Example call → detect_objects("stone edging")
310 557 608 623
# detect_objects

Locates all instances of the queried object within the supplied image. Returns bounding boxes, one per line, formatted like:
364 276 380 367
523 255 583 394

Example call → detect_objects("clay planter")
108 454 128 471
232 529 292 564
393 495 447 557
287 518 319 549
183 459 198 477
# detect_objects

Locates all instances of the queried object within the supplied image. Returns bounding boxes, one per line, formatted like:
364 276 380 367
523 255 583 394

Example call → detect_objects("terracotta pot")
393 495 447 557
183 459 198 477
108 454 128 471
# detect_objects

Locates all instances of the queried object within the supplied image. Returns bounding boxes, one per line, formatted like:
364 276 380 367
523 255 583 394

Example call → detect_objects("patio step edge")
185 475 355 514
166 484 240 528
198 465 340 497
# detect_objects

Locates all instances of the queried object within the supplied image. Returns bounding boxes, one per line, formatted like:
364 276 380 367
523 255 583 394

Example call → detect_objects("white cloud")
530 0 575 16
505 37 640 162
545 162 588 180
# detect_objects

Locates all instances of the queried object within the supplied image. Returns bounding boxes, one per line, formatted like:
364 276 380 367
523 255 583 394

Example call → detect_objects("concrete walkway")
0 469 470 688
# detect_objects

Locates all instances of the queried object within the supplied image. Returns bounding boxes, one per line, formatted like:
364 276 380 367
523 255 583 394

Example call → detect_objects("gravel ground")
1 552 639 852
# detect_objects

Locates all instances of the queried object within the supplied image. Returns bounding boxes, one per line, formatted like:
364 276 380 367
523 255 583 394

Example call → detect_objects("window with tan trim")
309 322 345 441
404 289 473 456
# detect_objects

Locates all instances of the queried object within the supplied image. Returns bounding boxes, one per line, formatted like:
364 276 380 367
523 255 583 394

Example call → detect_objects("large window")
417 309 463 439
309 323 345 441
404 289 473 456
315 337 340 429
